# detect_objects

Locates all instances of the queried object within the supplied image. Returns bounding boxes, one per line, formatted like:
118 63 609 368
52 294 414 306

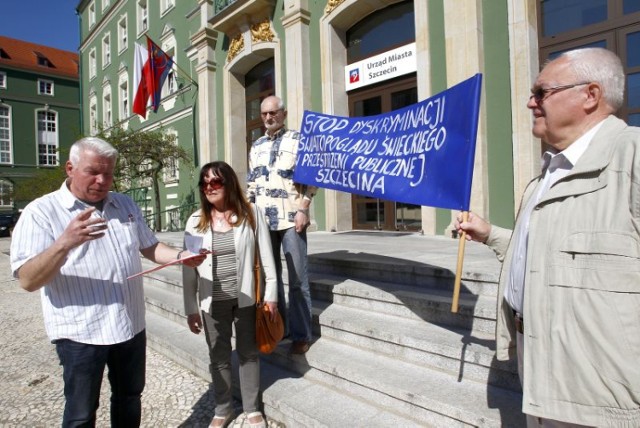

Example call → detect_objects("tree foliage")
11 166 67 204
96 125 194 231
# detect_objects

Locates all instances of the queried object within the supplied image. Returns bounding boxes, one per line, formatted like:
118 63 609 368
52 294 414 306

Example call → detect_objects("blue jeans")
270 227 312 343
54 330 146 428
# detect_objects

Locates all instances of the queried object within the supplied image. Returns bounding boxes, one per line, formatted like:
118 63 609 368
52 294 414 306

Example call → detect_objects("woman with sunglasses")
182 161 278 428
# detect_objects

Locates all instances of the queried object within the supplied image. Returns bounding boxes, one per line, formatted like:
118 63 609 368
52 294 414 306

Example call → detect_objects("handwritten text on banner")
293 74 482 211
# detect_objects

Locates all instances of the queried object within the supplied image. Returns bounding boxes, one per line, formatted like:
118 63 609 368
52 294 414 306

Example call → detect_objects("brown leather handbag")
252 210 284 354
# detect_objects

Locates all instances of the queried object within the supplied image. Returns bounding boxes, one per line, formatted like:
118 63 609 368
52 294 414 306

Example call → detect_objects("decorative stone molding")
324 0 345 15
210 0 276 38
161 24 175 40
227 34 245 63
250 20 274 43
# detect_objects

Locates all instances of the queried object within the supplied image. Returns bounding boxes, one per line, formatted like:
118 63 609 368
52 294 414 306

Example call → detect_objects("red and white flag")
132 37 174 118
132 42 149 117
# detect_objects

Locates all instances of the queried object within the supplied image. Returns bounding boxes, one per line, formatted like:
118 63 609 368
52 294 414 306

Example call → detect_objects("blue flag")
293 74 482 211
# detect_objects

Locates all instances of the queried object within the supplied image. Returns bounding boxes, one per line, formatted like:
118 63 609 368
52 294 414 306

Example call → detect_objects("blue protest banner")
294 73 482 211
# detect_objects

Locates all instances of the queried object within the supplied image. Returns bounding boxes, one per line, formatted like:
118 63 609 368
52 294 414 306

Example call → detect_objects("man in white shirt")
10 137 204 427
455 48 640 427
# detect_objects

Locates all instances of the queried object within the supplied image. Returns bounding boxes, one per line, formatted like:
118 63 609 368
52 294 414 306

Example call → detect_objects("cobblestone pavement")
0 237 218 427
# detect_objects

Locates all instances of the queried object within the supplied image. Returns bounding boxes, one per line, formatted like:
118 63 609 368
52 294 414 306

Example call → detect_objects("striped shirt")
210 229 237 301
10 182 158 345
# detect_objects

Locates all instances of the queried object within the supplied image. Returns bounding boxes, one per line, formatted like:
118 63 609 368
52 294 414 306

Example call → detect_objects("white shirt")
505 121 604 313
10 182 158 345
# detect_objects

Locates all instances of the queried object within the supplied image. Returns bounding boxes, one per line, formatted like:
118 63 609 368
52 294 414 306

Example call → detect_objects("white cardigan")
182 205 277 314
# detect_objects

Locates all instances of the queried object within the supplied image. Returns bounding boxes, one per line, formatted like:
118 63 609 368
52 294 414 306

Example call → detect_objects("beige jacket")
488 116 640 426
182 205 277 314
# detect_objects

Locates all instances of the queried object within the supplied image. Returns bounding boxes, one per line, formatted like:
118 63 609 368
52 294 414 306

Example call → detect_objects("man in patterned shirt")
10 137 204 427
247 95 317 355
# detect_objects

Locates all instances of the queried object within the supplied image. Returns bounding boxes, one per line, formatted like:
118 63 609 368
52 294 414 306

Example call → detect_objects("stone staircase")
142 232 525 427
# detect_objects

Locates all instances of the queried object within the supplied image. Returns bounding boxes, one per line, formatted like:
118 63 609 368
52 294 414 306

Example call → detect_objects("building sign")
345 42 417 91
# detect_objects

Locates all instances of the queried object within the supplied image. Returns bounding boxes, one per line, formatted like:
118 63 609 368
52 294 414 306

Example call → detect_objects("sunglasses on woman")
200 177 225 190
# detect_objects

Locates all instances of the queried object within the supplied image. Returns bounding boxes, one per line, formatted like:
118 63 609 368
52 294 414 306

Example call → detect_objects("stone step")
310 274 498 335
143 257 498 337
144 275 509 391
143 232 520 426
143 264 512 389
309 251 498 297
141 258 183 294
146 308 522 427
316 303 519 391
261 364 429 427
146 309 427 427
264 337 524 427
146 310 211 382
144 282 186 324
144 280 323 337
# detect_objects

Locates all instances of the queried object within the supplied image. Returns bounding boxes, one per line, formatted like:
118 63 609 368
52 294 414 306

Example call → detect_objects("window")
161 0 175 14
0 72 6 89
103 86 112 127
89 48 97 79
102 0 110 11
89 2 96 28
37 110 58 166
346 1 415 62
119 74 129 120
102 33 111 67
137 0 148 35
624 27 640 126
538 0 640 125
34 51 54 68
89 96 98 135
625 0 640 14
0 49 10 59
0 105 12 164
138 160 153 187
0 179 13 208
118 15 128 53
167 208 180 230
163 129 179 182
245 59 275 156
541 0 607 37
161 41 177 99
38 79 54 96
349 78 419 231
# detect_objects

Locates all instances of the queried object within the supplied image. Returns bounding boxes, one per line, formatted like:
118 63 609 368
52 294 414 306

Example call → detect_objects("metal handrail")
143 202 199 232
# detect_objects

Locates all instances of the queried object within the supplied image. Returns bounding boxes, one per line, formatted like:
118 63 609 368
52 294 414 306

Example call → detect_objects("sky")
0 0 80 52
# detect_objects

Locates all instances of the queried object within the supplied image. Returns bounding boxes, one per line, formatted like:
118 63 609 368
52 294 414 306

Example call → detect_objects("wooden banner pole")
451 211 468 313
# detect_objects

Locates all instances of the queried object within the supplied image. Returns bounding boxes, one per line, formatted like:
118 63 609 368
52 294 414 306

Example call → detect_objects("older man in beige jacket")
456 48 640 427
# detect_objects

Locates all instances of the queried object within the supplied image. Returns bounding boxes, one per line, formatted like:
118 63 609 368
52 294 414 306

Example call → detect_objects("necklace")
214 215 226 227
212 207 227 228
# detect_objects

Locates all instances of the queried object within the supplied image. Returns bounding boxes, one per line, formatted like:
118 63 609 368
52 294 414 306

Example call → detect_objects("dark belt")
513 311 524 334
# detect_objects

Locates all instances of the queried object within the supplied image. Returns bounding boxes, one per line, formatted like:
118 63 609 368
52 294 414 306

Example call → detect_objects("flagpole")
451 211 468 313
174 63 199 88
145 35 198 88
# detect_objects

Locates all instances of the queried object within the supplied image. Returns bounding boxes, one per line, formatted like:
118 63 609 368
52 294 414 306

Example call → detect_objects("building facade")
0 36 81 215
76 0 640 234
77 0 203 230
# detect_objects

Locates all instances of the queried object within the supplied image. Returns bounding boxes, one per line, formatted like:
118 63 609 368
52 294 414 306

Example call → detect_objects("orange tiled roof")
0 36 78 79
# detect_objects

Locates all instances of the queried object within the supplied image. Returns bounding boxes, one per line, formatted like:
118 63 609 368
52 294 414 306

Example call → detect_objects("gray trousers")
202 299 259 416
